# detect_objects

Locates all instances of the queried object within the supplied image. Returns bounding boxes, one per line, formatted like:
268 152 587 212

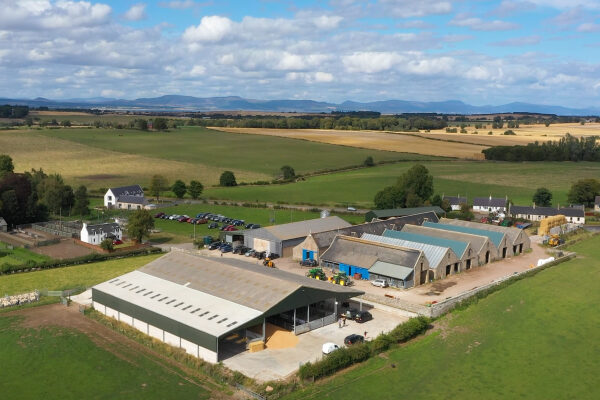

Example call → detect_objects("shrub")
503 130 516 135
369 334 392 355
388 316 430 343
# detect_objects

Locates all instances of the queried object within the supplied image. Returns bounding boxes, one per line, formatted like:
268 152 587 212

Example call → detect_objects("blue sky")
1 0 600 107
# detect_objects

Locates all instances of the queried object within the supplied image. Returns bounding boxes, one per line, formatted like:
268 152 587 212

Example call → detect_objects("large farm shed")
439 218 531 255
364 206 445 222
320 235 428 289
292 212 439 261
508 205 585 225
400 224 496 266
423 221 512 259
242 216 351 257
365 232 462 279
92 251 362 363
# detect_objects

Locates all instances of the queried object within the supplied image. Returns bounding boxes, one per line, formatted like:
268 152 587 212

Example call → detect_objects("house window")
108 195 112 201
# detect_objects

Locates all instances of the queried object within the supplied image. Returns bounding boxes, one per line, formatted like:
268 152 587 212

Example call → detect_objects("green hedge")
299 316 430 381
0 247 163 275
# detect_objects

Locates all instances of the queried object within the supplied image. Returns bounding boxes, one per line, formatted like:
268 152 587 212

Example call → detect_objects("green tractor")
306 268 327 281
330 272 349 286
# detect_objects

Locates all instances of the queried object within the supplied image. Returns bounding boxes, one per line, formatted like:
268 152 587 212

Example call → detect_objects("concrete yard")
222 305 407 381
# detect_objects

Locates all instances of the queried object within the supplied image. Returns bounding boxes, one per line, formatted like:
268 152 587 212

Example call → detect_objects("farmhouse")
80 222 122 245
509 204 585 225
424 221 511 258
292 211 439 261
595 196 600 212
473 196 507 214
104 185 147 210
92 251 362 363
243 216 351 257
362 233 461 280
320 235 428 288
439 218 531 254
0 217 7 232
364 206 445 222
401 224 496 265
442 195 467 211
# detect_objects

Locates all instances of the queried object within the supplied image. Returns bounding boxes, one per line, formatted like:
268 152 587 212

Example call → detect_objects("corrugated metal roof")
401 225 487 255
109 185 144 197
439 218 524 245
423 221 505 247
369 261 413 280
245 216 351 242
384 229 469 259
362 233 452 269
365 206 445 221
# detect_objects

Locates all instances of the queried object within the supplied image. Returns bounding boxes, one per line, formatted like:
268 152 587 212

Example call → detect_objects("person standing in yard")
343 315 346 326
338 317 342 328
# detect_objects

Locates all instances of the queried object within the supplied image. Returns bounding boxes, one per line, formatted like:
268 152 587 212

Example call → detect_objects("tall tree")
280 165 296 180
0 190 19 225
567 179 600 206
127 209 155 243
73 185 90 215
171 180 187 199
188 180 203 199
150 174 169 202
0 154 14 178
153 118 168 130
532 187 552 207
219 171 237 187
373 164 433 209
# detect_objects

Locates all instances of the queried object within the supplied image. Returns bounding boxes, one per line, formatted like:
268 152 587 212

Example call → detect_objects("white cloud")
183 16 233 42
123 3 147 21
577 22 600 32
343 52 404 73
314 72 334 82
100 89 124 97
449 14 520 31
528 0 600 9
189 65 206 76
492 35 541 46
158 0 198 9
0 1 112 30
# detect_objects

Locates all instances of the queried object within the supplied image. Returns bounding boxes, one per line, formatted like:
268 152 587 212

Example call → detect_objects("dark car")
188 218 198 224
268 253 279 259
342 308 359 320
154 212 165 218
245 223 254 229
251 224 261 229
300 259 318 267
344 334 364 346
160 214 170 219
208 222 219 229
233 246 247 254
208 241 222 250
257 251 266 260
355 311 372 323
220 245 233 253
196 218 208 224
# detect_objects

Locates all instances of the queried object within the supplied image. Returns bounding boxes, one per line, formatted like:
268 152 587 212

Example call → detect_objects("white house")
473 196 507 214
104 185 146 210
80 222 122 245
0 217 7 232
595 196 600 212
442 195 467 211
509 204 585 224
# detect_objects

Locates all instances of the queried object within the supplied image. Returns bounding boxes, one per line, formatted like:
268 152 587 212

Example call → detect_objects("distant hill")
0 95 598 116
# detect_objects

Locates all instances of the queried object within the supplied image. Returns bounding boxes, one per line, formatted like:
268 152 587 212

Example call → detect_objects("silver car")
371 279 388 288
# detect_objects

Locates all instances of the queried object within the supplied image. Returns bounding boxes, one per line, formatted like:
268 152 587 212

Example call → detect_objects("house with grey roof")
509 204 585 225
320 235 428 289
0 217 7 232
595 196 600 212
442 195 467 211
104 185 147 210
362 233 461 280
364 206 445 222
292 212 439 261
242 216 351 258
80 222 122 245
473 195 507 214
439 218 531 255
400 224 496 266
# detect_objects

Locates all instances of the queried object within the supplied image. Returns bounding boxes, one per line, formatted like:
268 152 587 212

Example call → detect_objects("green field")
0 243 51 266
149 204 364 243
284 235 600 400
38 126 426 176
205 160 600 207
0 254 161 296
0 315 213 399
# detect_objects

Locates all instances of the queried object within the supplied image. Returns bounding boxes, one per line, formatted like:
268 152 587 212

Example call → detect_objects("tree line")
0 105 29 118
482 134 600 162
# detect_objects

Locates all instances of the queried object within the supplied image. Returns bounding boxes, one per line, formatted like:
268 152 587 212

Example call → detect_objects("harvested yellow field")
213 127 487 159
0 130 267 188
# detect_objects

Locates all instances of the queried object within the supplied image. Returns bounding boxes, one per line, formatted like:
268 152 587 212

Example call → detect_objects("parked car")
220 245 233 253
112 239 123 245
300 259 318 267
371 279 388 288
344 334 364 346
154 212 165 218
245 249 256 257
245 223 254 229
233 246 248 254
208 241 222 250
208 222 219 229
257 251 266 260
355 311 372 323
251 224 261 229
342 308 359 319
347 206 357 211
196 218 207 224
267 252 279 259
322 342 340 355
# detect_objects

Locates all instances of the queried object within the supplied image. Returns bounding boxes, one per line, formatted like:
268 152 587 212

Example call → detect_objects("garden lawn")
205 160 600 207
0 245 51 266
284 235 600 400
0 254 161 296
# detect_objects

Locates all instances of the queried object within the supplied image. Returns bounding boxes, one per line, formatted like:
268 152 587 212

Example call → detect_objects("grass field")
0 254 161 296
0 315 213 400
205 160 600 207
284 235 600 400
0 243 51 266
148 204 364 243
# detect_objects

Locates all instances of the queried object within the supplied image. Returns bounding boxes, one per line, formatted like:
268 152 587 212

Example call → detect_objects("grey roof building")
320 235 428 288
92 251 362 363
364 206 445 222
110 185 144 197
292 212 439 261
242 216 351 257
473 196 507 212
0 217 7 232
509 205 585 225
104 185 146 209
442 195 467 210
439 218 531 254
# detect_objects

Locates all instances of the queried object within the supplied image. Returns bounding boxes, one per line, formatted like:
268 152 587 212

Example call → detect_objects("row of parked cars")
154 212 261 231
206 242 280 259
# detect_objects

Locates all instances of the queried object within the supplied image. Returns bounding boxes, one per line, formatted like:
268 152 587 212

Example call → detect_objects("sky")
1 0 600 107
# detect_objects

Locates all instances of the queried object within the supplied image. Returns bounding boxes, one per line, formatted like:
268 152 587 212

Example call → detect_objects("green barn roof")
423 221 505 247
383 229 468 259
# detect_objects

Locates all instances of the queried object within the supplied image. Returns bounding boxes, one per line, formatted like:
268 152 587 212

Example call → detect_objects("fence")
30 221 82 238
234 384 266 400
294 313 336 335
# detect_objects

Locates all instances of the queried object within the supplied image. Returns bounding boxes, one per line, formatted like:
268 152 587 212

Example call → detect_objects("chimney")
533 202 535 209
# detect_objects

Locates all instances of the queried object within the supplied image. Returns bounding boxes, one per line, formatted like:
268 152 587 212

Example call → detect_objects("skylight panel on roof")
208 314 219 320
191 308 201 314
143 291 153 296
129 285 139 291
136 288 146 293
174 302 184 307
166 299 176 305
158 296 168 302
226 321 238 327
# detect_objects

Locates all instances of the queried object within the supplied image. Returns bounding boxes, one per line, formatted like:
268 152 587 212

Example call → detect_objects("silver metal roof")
94 270 262 337
362 233 452 269
244 216 351 242
401 224 485 255
369 261 414 280
439 218 525 245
